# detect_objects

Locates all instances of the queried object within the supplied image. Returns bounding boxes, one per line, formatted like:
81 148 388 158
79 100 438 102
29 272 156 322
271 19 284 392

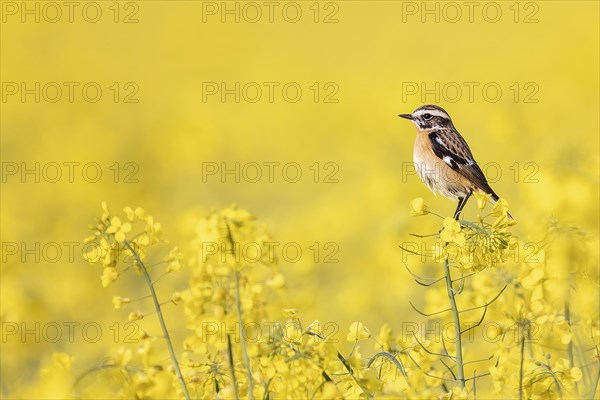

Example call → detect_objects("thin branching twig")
465 372 490 381
458 285 507 314
464 355 494 366
412 333 456 360
406 352 456 383
403 263 445 286
366 351 408 377
409 301 451 317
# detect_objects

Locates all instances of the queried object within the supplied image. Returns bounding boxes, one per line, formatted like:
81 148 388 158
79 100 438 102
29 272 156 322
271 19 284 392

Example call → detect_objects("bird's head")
399 105 454 131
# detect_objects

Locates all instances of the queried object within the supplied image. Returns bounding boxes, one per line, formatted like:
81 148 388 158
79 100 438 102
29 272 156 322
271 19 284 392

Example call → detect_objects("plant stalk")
234 270 255 400
124 241 191 400
565 301 579 395
519 332 525 400
227 334 240 400
443 258 465 388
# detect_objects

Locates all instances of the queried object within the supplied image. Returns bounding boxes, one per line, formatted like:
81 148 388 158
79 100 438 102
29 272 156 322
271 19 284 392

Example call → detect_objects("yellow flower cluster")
82 202 190 399
83 202 165 287
431 201 517 273
34 202 598 399
179 207 355 398
405 198 598 398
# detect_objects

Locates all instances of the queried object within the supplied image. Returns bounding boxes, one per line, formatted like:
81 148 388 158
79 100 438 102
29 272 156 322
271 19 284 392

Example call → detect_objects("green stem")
124 241 190 400
565 301 578 395
443 258 465 388
565 302 575 368
544 363 563 399
223 219 254 399
519 332 525 400
227 335 240 400
337 351 372 398
234 270 254 400
590 354 600 400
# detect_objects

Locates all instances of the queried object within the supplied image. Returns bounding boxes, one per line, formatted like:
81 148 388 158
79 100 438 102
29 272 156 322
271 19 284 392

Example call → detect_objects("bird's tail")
490 192 514 221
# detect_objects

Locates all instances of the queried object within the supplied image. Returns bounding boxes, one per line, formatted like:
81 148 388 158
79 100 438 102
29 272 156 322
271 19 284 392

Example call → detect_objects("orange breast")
413 131 473 199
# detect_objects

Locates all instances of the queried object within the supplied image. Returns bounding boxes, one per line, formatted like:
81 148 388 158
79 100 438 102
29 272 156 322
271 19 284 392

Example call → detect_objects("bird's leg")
453 198 464 220
453 191 472 220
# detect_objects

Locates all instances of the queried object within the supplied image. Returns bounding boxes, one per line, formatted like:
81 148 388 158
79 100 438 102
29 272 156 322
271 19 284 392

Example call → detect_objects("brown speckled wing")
428 129 495 195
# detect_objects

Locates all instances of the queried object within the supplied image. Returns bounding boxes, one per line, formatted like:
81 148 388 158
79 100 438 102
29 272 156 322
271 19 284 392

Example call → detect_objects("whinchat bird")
399 105 513 220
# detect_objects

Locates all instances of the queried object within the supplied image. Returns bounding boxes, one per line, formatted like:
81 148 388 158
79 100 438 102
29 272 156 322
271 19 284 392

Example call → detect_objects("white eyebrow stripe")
414 109 449 119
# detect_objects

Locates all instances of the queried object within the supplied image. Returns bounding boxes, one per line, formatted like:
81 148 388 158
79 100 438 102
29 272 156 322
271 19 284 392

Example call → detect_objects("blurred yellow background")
1 0 598 396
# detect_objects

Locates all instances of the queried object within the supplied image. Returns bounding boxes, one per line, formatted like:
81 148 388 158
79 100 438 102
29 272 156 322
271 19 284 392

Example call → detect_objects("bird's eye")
423 113 432 120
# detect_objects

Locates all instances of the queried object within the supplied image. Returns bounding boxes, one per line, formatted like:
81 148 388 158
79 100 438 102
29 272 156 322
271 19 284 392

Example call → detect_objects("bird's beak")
398 113 413 120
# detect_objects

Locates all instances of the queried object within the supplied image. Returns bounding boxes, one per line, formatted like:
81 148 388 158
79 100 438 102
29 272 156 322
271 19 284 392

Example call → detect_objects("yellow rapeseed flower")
473 191 491 210
347 322 371 342
106 216 132 243
112 296 131 309
409 197 429 216
128 311 144 321
440 217 465 245
100 267 118 287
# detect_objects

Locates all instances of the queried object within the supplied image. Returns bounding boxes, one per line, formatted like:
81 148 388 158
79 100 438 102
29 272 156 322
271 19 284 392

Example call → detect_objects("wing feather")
428 129 496 196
